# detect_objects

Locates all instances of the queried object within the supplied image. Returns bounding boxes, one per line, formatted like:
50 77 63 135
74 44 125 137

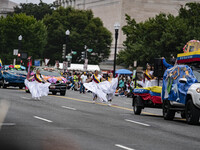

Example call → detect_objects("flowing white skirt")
84 82 108 102
25 79 51 99
83 78 118 102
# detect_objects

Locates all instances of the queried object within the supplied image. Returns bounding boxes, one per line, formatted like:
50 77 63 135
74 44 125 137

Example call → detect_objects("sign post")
63 61 68 72
83 59 88 71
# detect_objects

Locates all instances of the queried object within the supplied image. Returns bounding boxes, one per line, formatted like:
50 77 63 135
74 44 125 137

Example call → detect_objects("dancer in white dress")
83 70 107 103
25 68 51 100
106 73 118 106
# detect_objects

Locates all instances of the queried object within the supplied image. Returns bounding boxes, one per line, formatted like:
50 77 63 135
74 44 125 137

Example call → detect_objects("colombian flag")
0 59 2 69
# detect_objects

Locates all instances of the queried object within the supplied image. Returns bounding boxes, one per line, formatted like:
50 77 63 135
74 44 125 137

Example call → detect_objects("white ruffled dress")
84 76 118 102
25 79 51 99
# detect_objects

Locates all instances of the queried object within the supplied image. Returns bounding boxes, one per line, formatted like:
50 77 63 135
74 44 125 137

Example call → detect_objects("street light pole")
18 35 22 65
113 23 120 77
64 30 70 72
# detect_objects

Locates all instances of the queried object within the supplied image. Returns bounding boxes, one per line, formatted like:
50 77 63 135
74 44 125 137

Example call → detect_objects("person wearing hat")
80 72 87 94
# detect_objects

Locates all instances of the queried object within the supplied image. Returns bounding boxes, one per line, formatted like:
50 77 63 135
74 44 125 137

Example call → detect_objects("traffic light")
81 51 85 60
68 61 71 67
62 44 66 59
17 53 21 57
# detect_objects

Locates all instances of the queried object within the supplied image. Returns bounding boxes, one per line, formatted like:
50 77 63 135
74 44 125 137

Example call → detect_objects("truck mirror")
179 78 187 83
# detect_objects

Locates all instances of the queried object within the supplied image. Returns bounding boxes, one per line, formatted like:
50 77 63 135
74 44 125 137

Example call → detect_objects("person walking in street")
80 72 87 94
25 68 51 100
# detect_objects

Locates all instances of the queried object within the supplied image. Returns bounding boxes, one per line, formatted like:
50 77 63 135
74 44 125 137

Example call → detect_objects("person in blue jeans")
80 72 88 93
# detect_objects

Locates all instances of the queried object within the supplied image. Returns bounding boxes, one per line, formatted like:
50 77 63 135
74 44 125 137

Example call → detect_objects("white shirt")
81 74 87 83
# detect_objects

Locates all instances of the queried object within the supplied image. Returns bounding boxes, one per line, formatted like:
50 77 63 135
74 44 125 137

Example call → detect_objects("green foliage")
43 7 112 64
0 13 47 64
10 0 55 20
118 2 200 67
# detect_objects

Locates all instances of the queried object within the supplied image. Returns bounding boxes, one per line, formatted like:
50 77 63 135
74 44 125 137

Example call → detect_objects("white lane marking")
62 106 76 110
115 144 135 150
34 116 52 123
21 97 31 100
125 119 150 127
0 123 16 126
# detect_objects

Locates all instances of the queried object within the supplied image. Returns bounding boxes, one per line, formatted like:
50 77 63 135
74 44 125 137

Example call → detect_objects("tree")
0 13 47 64
118 2 200 67
10 0 55 20
43 7 112 65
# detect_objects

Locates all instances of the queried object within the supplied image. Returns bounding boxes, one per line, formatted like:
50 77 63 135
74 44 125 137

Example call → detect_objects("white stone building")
0 0 18 17
54 0 200 61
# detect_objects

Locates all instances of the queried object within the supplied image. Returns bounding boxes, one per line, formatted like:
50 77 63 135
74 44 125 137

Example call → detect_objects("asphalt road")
0 88 200 150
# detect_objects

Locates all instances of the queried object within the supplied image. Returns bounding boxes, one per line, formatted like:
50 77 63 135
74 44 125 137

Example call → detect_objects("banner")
34 60 40 66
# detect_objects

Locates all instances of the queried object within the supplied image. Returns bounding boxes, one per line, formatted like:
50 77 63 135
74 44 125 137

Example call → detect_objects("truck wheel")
186 99 200 125
163 100 175 120
181 111 186 119
60 91 66 96
133 97 142 115
52 91 57 95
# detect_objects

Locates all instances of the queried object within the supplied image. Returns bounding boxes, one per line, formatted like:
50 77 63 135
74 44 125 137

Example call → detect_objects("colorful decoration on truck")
162 65 197 104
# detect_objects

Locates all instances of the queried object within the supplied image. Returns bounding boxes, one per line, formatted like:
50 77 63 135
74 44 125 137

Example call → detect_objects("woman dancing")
25 68 51 100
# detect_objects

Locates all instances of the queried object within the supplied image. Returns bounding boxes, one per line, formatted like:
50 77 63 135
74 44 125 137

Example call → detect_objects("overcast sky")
12 0 54 4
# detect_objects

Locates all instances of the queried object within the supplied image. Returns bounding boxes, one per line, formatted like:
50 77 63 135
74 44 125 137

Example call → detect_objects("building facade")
0 0 17 17
54 0 200 60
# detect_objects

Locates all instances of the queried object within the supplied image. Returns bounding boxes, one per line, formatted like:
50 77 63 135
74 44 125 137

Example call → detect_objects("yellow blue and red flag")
0 59 2 69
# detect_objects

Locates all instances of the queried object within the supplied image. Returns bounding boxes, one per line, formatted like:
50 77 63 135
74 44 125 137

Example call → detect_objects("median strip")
115 144 135 150
34 116 52 123
125 119 150 127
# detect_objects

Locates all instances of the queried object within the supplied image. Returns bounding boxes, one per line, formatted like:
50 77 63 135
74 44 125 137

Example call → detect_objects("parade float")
0 65 27 89
132 40 200 125
132 64 163 115
162 40 200 125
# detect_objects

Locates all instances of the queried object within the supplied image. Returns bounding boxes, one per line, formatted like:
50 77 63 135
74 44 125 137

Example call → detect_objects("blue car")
0 67 27 89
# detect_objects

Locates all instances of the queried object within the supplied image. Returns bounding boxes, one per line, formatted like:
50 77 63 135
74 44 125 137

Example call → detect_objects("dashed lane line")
62 106 76 110
0 123 16 126
115 144 135 150
34 116 52 123
125 119 151 127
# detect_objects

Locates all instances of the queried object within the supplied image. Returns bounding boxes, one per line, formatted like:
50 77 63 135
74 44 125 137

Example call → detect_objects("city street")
0 88 200 150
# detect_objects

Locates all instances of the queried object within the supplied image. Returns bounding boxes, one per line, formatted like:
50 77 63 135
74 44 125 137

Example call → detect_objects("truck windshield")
193 70 200 82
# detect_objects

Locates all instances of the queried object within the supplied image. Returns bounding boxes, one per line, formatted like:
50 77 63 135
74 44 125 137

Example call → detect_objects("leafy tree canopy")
43 7 112 64
118 2 200 67
0 13 47 64
10 0 55 20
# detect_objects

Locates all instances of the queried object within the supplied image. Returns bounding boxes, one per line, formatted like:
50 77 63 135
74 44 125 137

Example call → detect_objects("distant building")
0 0 18 17
54 0 200 61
